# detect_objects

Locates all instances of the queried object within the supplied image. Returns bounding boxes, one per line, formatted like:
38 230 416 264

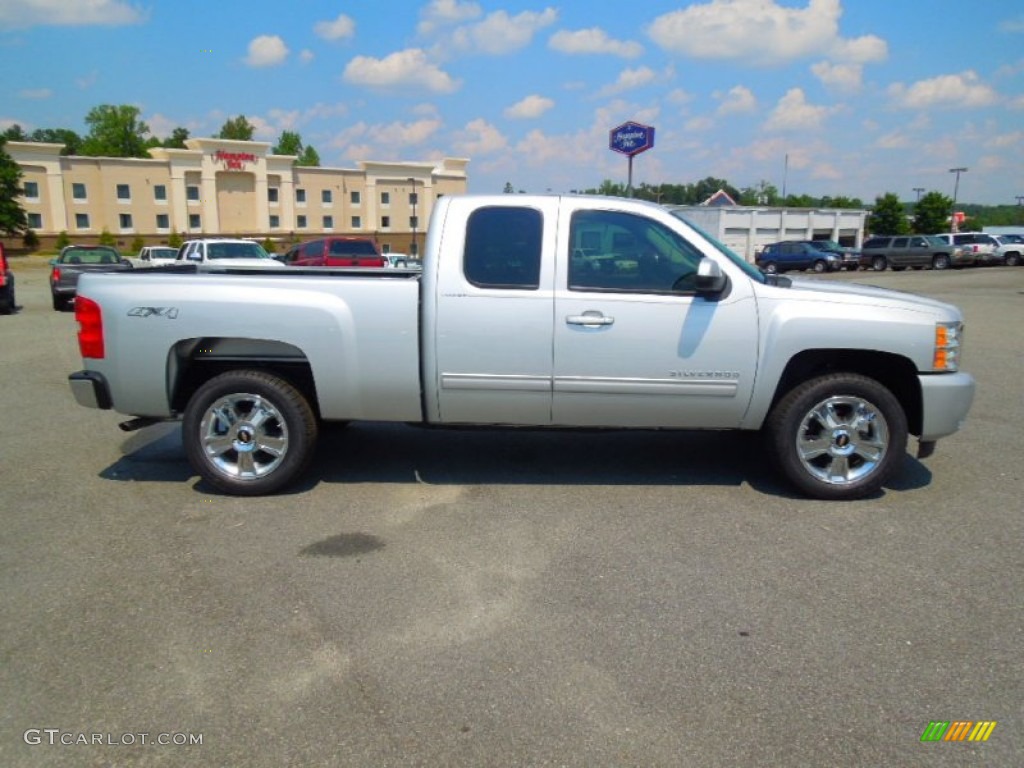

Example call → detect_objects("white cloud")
18 88 52 99
715 85 756 115
418 0 482 36
343 49 460 93
504 95 554 119
328 116 444 160
648 0 888 67
763 88 841 131
0 0 143 28
685 116 715 132
549 28 643 58
998 16 1024 33
596 66 657 98
246 115 277 140
314 14 355 41
986 131 1023 149
454 118 508 155
299 49 314 64
448 8 558 55
244 35 289 68
811 61 862 91
874 131 910 149
887 71 999 109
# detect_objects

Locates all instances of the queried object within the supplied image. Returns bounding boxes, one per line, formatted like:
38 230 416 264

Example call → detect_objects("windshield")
814 240 844 253
149 248 177 259
60 247 120 264
668 210 765 283
207 242 270 260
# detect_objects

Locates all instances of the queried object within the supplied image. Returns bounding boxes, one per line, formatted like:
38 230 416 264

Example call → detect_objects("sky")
1 0 1023 205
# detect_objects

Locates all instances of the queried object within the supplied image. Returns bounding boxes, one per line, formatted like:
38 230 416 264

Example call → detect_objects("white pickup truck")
68 195 975 500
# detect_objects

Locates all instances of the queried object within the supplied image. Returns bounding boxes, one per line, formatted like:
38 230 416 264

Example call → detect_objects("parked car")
992 234 1023 266
50 245 133 311
860 235 969 271
0 241 15 315
383 253 423 270
755 241 843 274
132 245 178 267
930 233 1001 266
802 239 860 270
175 238 277 267
282 237 386 268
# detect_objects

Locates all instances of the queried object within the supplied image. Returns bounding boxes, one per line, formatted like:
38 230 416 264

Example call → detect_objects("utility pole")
948 167 967 233
914 187 925 201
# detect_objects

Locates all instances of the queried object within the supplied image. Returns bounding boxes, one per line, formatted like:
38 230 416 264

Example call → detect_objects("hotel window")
189 214 201 229
381 216 391 229
269 215 280 229
351 216 361 229
117 184 131 201
154 184 167 202
156 213 169 230
381 191 390 205
321 190 333 204
268 188 279 204
119 213 133 230
409 192 419 205
186 185 200 202
72 182 87 200
28 212 43 228
296 188 306 204
323 215 334 230
410 216 419 229
350 190 360 205
75 212 90 229
297 215 307 229
24 181 39 199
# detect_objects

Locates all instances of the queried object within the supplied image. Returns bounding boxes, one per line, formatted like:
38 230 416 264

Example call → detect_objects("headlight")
933 321 963 371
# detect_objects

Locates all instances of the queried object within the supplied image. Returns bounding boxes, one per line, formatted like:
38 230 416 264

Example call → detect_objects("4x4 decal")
128 307 179 319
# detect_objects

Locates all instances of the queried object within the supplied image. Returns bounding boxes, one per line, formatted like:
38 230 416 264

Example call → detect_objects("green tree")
218 115 255 141
273 130 303 155
55 230 71 250
30 128 83 155
168 230 183 248
81 104 151 158
503 181 514 194
0 139 28 236
98 228 116 246
913 191 954 234
869 193 909 235
23 229 39 250
2 124 28 141
163 127 190 148
297 145 320 167
130 235 145 253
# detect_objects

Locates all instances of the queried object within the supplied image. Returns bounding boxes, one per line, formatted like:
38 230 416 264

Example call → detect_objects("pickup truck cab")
132 245 178 268
282 236 386 268
175 238 277 267
68 195 975 500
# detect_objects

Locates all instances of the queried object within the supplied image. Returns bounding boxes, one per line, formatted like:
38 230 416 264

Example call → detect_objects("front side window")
568 209 704 293
892 237 909 248
116 183 130 201
463 206 542 290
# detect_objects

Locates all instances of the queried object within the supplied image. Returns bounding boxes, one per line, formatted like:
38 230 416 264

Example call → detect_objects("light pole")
407 177 418 257
949 167 967 233
914 187 925 201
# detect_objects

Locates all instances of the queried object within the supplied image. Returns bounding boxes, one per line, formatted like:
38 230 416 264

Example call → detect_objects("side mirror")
695 259 727 295
49 258 57 266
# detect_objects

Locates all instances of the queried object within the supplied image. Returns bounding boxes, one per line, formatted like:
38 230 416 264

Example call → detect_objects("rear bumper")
69 370 112 410
918 372 975 442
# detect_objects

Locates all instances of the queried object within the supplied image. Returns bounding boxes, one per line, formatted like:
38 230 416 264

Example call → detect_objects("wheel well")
769 349 922 436
169 338 319 416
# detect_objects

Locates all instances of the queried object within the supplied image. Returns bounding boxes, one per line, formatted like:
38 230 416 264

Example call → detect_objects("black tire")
765 373 908 500
932 254 950 270
871 256 887 271
762 261 778 275
182 370 319 496
812 260 827 273
1005 252 1021 267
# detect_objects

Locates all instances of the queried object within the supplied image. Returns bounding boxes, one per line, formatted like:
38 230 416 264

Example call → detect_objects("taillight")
52 267 61 282
75 296 105 359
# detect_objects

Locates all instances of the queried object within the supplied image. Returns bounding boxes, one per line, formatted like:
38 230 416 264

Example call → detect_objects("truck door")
430 200 558 424
552 205 758 428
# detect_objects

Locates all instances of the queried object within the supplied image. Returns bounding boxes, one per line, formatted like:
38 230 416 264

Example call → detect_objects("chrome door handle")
566 312 614 326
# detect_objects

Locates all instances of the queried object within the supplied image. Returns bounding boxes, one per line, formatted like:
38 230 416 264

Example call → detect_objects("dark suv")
756 241 843 274
0 241 15 314
860 235 968 271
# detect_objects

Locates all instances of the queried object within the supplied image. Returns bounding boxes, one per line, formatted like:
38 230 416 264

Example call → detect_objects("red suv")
0 241 15 314
282 237 386 267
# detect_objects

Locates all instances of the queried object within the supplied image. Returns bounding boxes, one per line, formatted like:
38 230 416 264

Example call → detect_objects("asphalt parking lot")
1 260 1021 767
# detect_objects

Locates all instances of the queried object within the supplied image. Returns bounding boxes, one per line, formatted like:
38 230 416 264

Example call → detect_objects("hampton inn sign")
213 150 256 170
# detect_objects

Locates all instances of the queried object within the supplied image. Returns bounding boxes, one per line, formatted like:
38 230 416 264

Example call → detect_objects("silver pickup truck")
68 195 975 500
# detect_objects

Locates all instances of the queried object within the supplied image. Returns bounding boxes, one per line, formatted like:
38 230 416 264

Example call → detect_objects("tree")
0 139 28 236
503 182 514 194
30 128 83 155
273 130 303 156
913 191 953 234
2 124 28 141
98 228 116 246
81 104 151 158
868 193 909 235
163 127 190 149
55 230 71 250
297 145 320 167
218 115 255 141
168 230 183 248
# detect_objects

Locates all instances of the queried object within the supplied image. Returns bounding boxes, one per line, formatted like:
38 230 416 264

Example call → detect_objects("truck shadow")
99 420 932 498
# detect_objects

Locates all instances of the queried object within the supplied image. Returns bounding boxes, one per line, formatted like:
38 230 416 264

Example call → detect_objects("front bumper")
918 371 975 443
69 370 112 410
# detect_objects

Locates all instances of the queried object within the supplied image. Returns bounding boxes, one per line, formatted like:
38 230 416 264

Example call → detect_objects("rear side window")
463 207 542 289
329 239 378 256
864 238 890 248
